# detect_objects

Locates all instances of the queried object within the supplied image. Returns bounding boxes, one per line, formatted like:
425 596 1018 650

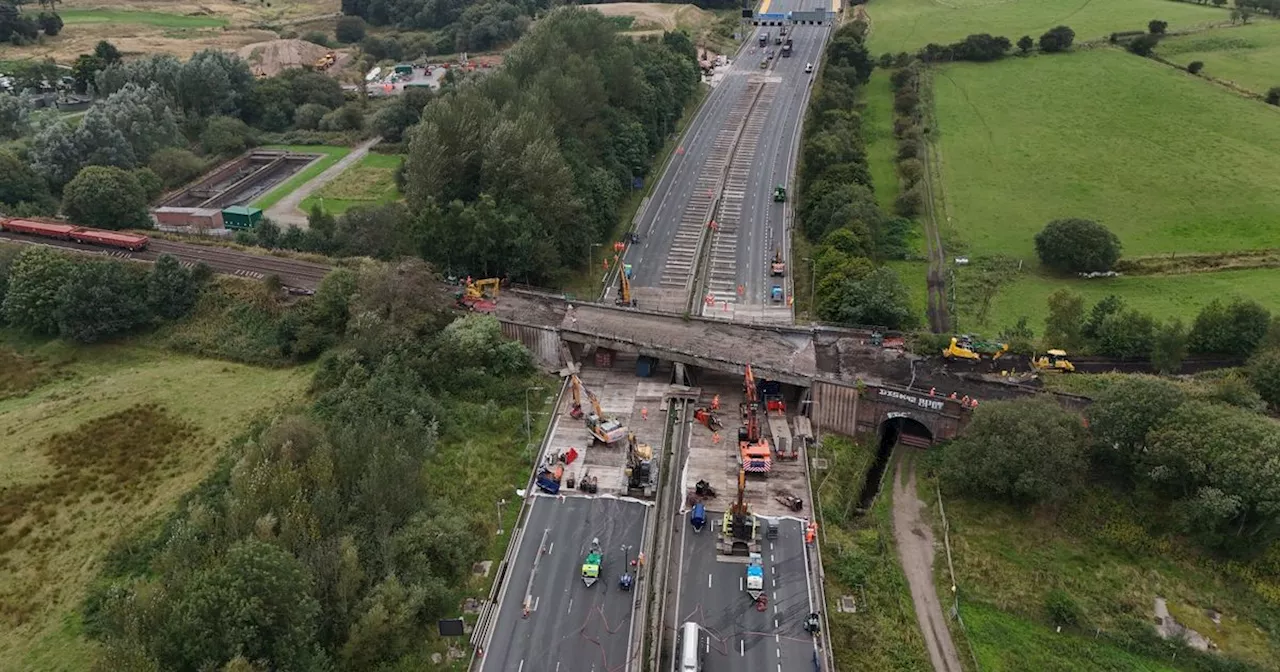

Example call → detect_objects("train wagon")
0 218 78 240
69 228 149 251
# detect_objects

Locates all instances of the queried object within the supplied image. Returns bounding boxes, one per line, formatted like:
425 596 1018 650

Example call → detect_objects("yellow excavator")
615 255 636 307
1033 349 1076 373
569 375 628 445
942 335 1009 361
456 278 500 312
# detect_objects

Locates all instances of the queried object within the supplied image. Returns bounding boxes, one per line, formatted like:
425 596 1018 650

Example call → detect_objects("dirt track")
892 452 963 672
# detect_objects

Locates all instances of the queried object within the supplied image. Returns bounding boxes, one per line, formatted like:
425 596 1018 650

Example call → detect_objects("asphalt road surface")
481 496 650 672
669 512 818 672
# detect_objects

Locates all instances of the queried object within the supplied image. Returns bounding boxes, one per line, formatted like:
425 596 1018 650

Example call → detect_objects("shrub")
1187 60 1204 74
1038 25 1076 53
294 103 329 131
1034 218 1121 273
1189 298 1270 357
1127 34 1160 57
335 16 367 44
63 165 151 230
302 31 329 47
1148 20 1168 34
149 147 207 188
894 184 924 217
896 138 921 160
897 157 924 183
1267 87 1280 106
893 90 919 115
1045 588 1083 628
892 117 916 138
133 167 164 203
200 116 254 156
1248 349 1280 408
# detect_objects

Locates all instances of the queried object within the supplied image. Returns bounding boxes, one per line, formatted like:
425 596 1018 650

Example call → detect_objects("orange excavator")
738 365 772 475
569 374 628 445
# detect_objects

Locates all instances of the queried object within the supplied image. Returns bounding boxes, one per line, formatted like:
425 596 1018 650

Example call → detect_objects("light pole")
587 242 603 272
802 257 816 317
496 498 507 536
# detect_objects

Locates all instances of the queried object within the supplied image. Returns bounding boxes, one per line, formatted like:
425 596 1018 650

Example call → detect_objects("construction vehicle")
761 381 797 460
312 50 337 71
770 249 786 276
738 365 773 475
693 407 722 432
535 465 563 495
775 492 803 512
582 538 602 587
455 278 501 312
746 552 765 602
773 185 786 202
625 432 654 498
942 335 1009 362
1033 349 1076 373
615 255 636 307
569 375 629 445
720 468 757 555
691 502 707 532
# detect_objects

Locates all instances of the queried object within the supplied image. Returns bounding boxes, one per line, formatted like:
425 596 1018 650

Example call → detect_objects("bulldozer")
942 335 1009 362
569 375 628 446
455 278 500 312
1033 349 1076 373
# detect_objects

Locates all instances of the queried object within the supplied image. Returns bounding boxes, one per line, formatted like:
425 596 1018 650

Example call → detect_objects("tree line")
83 258 542 672
339 0 548 53
913 25 1075 64
402 8 699 282
799 20 916 330
0 0 62 46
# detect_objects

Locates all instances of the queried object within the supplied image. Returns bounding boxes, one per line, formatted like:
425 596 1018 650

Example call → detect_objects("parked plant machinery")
693 407 722 432
582 538 603 587
614 254 637 307
1033 349 1076 373
455 277 501 313
942 335 1009 362
569 375 628 445
773 185 786 202
535 464 563 495
745 552 765 605
625 432 655 498
0 217 149 251
738 365 773 475
720 468 759 555
770 248 786 276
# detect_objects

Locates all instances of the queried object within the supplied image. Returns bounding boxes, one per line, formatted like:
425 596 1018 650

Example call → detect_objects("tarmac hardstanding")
480 495 650 672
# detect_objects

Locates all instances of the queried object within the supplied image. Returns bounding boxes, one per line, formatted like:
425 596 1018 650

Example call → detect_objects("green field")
864 0 1226 53
933 50 1280 261
0 338 309 670
54 9 229 28
251 144 351 211
861 69 902 212
1159 21 1280 95
299 153 403 215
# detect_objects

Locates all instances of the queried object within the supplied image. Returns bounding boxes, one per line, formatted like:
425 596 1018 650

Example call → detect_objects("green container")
394 64 413 75
222 206 264 230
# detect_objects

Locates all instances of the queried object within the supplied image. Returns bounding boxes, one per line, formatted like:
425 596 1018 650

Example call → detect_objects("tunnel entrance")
857 417 933 510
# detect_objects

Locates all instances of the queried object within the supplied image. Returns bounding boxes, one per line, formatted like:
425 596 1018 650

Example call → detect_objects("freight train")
0 218 150 252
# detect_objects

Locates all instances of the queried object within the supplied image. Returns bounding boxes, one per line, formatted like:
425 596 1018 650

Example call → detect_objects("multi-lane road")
625 0 832 321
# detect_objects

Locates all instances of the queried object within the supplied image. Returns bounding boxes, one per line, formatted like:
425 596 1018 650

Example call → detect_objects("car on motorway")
759 59 768 69
805 62 813 73
767 50 775 60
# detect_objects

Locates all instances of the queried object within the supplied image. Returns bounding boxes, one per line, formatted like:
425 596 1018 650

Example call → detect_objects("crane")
569 375 628 445
739 365 772 475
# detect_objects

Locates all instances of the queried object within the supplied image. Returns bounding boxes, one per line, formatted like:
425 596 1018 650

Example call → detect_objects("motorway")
479 493 650 672
669 514 818 672
625 0 832 322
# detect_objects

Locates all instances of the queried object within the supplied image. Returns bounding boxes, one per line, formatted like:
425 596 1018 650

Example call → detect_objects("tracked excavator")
720 468 758 556
569 375 628 445
615 254 637 307
455 278 501 313
739 365 772 475
625 432 655 498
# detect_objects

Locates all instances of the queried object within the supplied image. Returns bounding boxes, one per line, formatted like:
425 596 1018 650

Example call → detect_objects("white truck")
746 553 764 601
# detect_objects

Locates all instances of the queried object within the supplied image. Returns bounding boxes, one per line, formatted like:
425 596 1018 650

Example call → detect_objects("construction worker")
713 432 721 444
949 392 958 400
929 387 936 396
641 407 649 421
961 395 971 406
711 394 720 411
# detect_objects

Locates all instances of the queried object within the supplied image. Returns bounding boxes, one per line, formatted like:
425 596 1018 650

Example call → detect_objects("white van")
680 621 701 671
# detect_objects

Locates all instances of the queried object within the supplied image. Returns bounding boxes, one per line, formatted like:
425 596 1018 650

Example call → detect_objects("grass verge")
299 153 404 216
1158 21 1280 96
251 144 352 211
862 69 902 213
52 9 229 28
0 336 310 671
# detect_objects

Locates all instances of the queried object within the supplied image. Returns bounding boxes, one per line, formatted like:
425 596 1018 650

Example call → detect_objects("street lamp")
496 498 507 536
802 257 817 318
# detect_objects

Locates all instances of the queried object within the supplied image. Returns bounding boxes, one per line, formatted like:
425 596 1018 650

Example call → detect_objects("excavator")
625 432 654 498
615 254 637 307
720 468 757 555
1033 349 1076 373
942 335 1009 362
569 375 628 446
738 365 772 475
455 278 501 313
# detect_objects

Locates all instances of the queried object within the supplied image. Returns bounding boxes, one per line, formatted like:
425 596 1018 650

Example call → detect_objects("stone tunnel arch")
880 415 934 449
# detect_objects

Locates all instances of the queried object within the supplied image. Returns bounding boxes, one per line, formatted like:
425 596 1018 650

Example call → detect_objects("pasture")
1159 21 1280 95
0 338 309 670
300 153 404 215
863 0 1227 53
56 8 229 28
933 49 1280 262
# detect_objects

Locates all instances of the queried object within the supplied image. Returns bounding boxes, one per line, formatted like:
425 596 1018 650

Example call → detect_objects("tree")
1150 318 1188 373
1127 34 1160 57
940 398 1089 504
37 11 61 36
149 148 206 188
1 246 74 335
147 254 200 320
1247 349 1280 408
94 40 123 66
333 203 410 259
336 15 367 43
1038 25 1076 53
55 261 151 343
819 266 917 329
293 102 329 131
85 83 182 166
1187 60 1204 74
178 49 255 118
1017 35 1034 54
1148 19 1168 34
1086 375 1187 481
62 166 151 230
1206 372 1265 413
1267 87 1280 106
319 103 364 131
0 93 28 140
1189 298 1271 357
71 53 106 94
1034 218 1121 273
1043 289 1084 350
0 150 53 210
1095 308 1155 359
200 115 253 155
28 118 86 188
133 167 163 202
1082 294 1124 341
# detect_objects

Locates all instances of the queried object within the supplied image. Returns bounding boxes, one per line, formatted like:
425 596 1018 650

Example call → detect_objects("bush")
1033 218 1121 273
893 90 919 115
1038 25 1076 53
335 16 367 44
1044 588 1083 628
319 103 364 132
897 157 924 183
62 165 151 230
294 103 329 131
1148 20 1168 34
1189 298 1271 357
302 31 329 47
149 148 206 188
894 184 923 217
1187 60 1204 74
133 167 164 203
1127 34 1160 57
200 115 254 156
37 11 63 37
1267 87 1280 106
1247 349 1280 408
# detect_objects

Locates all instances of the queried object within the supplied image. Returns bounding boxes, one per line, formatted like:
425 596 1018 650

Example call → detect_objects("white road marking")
534 596 540 612
709 573 713 588
548 542 554 554
567 598 573 614
740 639 745 656
518 660 524 672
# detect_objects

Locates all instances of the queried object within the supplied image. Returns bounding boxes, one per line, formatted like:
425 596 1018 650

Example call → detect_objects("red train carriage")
68 228 149 251
0 218 149 252
0 219 78 240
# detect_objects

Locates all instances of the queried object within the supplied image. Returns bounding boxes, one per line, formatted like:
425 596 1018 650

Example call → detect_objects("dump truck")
535 465 563 495
746 553 765 601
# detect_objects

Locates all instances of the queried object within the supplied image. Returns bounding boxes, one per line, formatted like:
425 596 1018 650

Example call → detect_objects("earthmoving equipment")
615 254 637 307
942 335 1009 361
1033 349 1076 373
745 552 765 602
739 365 773 475
535 465 563 495
775 492 804 512
625 433 655 498
694 407 722 432
771 249 786 276
568 375 628 445
691 502 707 532
456 277 501 312
720 468 758 555
312 50 337 71
695 480 718 499
582 538 602 587
773 185 786 202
